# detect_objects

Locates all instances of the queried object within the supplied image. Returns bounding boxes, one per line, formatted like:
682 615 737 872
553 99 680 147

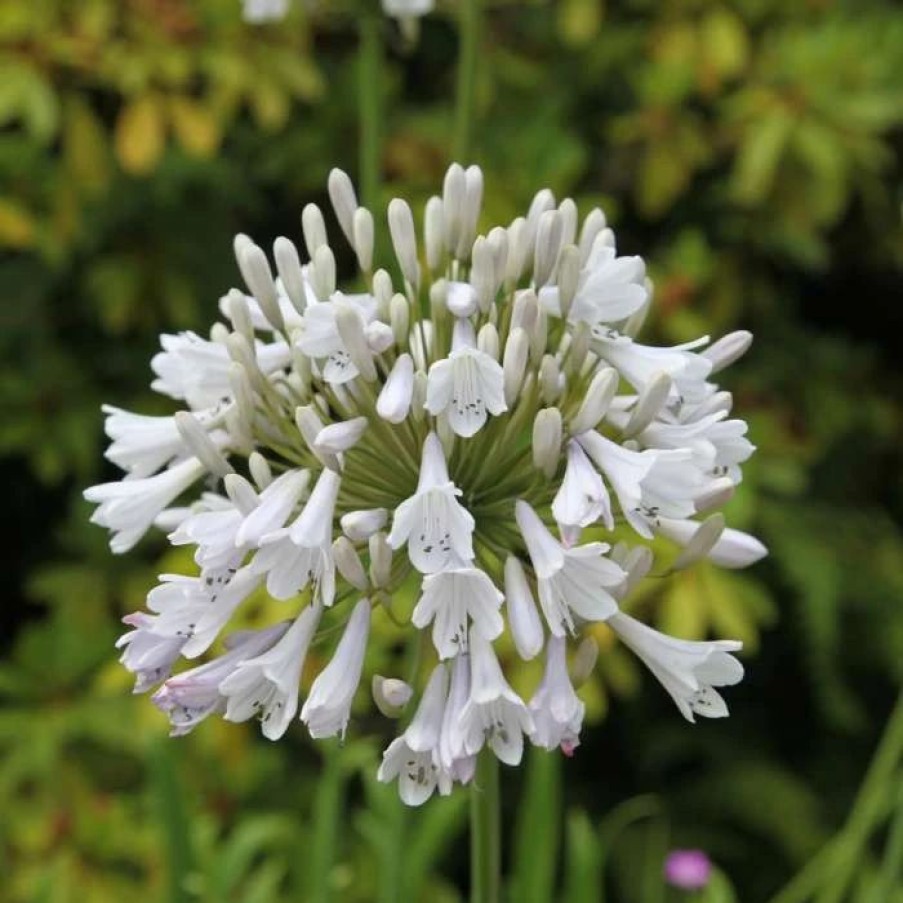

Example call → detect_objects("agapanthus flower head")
86 162 763 804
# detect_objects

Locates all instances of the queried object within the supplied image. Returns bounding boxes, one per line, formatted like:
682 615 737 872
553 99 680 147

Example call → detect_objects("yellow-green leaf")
169 95 222 158
114 94 166 175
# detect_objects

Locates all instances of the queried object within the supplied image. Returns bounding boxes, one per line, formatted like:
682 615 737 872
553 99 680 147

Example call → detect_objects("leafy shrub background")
1 1 902 900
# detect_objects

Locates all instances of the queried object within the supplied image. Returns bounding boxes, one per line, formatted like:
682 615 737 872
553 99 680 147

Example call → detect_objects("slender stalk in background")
358 11 382 209
149 739 194 903
770 692 903 903
308 742 346 903
471 749 501 903
454 0 482 161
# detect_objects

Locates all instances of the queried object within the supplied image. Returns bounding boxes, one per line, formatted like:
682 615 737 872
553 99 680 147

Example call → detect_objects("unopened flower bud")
224 289 254 345
424 196 445 271
442 163 466 255
566 322 590 374
372 675 413 717
530 310 548 364
444 281 476 318
703 330 753 374
533 407 563 478
571 367 618 434
671 514 726 572
558 198 578 249
657 517 767 569
557 244 581 316
341 508 387 543
333 536 369 590
301 203 328 257
239 243 285 333
539 355 562 404
526 188 555 245
623 279 652 337
174 412 233 478
390 293 410 347
388 198 420 288
377 353 414 423
578 208 606 264
335 300 377 382
411 370 428 422
695 477 735 513
487 226 508 277
503 327 530 406
570 636 598 688
310 245 336 303
504 556 544 660
623 371 672 437
456 165 484 259
478 322 500 360
352 207 375 274
248 451 272 490
505 216 530 288
369 532 393 588
273 237 308 313
296 404 340 471
327 168 358 245
436 413 456 459
372 268 394 315
534 210 563 288
512 290 539 337
227 362 256 431
471 236 496 311
223 472 259 514
314 416 368 454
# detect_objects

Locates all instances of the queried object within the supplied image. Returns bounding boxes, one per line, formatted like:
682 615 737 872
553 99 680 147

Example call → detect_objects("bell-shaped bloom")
607 612 743 722
388 432 475 573
654 517 767 569
425 320 506 437
151 331 289 408
252 467 340 603
301 599 371 739
235 468 310 547
117 613 187 693
152 622 288 736
458 631 534 766
552 440 613 533
504 556 544 660
541 244 647 326
592 333 712 405
378 664 451 806
412 560 504 659
102 403 224 477
515 501 624 636
529 636 585 753
438 653 477 784
295 294 378 384
220 602 322 740
84 457 206 554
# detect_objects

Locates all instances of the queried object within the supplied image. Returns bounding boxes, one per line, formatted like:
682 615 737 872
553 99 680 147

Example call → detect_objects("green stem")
471 750 501 903
875 780 903 902
358 12 382 208
770 692 903 903
453 0 482 161
149 739 193 903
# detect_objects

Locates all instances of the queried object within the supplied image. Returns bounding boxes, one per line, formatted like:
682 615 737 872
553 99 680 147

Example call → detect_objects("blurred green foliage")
1 0 902 900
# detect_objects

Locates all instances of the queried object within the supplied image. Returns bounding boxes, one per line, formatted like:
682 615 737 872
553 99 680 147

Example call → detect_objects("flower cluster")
86 163 766 805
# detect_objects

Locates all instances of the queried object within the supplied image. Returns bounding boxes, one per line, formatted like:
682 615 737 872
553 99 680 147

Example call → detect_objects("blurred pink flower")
664 849 712 890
